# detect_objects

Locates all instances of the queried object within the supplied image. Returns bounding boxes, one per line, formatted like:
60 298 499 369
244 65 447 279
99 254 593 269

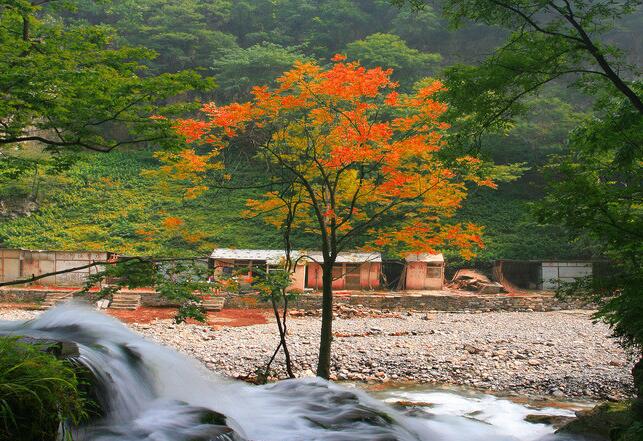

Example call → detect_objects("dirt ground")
0 303 270 328
107 307 270 328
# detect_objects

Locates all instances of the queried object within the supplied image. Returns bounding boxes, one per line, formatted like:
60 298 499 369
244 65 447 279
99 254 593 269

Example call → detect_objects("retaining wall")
0 288 588 312
223 292 588 312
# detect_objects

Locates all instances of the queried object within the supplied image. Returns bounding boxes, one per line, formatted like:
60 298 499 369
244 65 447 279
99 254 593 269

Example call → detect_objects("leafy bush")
0 336 88 441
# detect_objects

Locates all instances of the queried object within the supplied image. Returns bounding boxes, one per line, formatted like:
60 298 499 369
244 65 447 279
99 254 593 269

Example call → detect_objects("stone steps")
38 292 74 310
109 293 141 310
202 296 225 311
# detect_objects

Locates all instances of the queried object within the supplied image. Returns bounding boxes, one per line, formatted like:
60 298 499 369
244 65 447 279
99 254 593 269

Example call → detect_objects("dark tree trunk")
267 293 295 378
316 261 334 379
633 355 643 418
22 15 29 41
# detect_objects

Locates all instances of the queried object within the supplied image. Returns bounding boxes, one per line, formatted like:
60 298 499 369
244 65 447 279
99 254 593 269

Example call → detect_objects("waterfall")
0 303 584 441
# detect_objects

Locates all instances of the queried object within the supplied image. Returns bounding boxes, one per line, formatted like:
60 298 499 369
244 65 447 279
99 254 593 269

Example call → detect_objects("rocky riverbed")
0 306 635 400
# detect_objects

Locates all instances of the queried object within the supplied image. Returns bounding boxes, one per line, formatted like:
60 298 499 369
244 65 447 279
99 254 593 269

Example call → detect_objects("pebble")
0 307 635 400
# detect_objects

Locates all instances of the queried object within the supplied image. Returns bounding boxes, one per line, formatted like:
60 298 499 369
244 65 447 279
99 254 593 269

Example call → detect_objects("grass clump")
0 336 89 441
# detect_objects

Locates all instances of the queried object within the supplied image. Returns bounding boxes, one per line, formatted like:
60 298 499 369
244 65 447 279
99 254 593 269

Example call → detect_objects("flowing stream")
0 303 593 441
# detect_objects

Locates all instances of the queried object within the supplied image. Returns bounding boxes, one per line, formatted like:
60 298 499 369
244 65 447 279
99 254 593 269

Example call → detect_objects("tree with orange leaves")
162 55 495 378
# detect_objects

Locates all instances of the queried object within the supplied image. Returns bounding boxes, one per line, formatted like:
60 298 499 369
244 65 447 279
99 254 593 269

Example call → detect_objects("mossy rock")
617 421 643 441
525 414 575 429
557 401 637 441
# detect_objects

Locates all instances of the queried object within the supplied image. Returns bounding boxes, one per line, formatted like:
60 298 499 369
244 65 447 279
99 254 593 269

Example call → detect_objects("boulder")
448 269 506 294
556 401 636 440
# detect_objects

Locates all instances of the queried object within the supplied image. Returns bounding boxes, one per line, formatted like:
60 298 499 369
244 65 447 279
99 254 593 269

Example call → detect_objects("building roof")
405 253 444 263
210 248 298 265
305 251 382 264
210 248 382 264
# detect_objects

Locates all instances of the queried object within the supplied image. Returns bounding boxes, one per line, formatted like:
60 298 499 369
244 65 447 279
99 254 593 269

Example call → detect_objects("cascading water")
0 303 590 441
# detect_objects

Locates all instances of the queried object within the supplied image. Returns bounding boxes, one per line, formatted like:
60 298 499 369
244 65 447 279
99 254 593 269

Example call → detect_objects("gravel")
0 307 635 400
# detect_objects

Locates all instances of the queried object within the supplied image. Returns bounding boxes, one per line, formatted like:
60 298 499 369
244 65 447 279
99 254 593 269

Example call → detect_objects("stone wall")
0 288 589 312
223 292 588 312
0 288 47 304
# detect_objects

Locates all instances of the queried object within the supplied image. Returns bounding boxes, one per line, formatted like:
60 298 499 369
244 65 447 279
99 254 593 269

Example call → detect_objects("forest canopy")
1 0 640 269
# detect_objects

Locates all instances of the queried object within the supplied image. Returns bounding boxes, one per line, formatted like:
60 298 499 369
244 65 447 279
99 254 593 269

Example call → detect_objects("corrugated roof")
304 251 382 264
405 253 444 263
210 249 299 264
210 249 382 264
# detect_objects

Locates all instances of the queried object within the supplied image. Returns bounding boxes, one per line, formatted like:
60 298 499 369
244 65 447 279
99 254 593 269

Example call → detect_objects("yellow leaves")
178 149 211 173
276 60 321 90
243 196 289 228
99 177 115 187
185 185 209 199
457 155 482 165
154 149 213 179
477 179 498 189
368 221 485 260
149 148 220 199
310 107 334 125
182 231 206 244
455 156 498 189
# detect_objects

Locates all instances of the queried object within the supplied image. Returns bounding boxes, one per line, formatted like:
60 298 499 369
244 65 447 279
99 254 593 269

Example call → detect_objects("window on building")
221 266 233 276
426 266 441 279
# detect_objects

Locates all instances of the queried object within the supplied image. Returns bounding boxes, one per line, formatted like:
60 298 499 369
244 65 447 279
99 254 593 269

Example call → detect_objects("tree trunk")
316 262 334 379
633 355 643 418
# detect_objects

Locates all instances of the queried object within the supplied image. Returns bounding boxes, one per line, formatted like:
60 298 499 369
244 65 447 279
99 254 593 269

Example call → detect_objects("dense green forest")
0 0 640 268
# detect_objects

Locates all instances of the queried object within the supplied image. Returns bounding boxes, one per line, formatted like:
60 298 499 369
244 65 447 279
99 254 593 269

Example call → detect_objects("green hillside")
1 0 638 267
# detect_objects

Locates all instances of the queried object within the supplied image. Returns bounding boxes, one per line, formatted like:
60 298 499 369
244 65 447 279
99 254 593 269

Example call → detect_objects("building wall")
306 262 381 290
541 262 592 290
405 261 444 290
290 264 306 291
212 258 306 291
360 262 381 289
0 249 108 287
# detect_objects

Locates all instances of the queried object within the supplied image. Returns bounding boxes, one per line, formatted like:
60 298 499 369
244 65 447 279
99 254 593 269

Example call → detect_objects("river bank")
0 306 635 400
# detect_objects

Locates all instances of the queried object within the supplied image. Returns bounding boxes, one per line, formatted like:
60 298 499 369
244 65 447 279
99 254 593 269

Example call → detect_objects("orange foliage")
162 216 184 229
161 57 496 259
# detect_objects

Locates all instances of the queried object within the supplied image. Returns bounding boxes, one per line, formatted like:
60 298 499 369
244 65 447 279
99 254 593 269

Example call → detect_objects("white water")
0 303 592 441
372 387 592 441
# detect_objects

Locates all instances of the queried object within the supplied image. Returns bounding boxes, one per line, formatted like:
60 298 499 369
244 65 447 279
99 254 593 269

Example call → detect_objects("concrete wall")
541 262 592 290
0 249 108 287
